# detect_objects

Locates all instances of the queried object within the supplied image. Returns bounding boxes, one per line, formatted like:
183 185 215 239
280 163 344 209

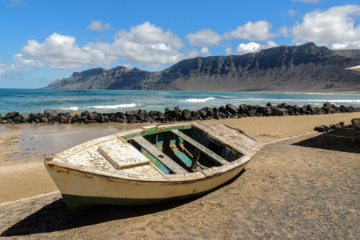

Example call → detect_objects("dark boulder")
44 110 58 118
275 108 288 116
182 109 192 121
127 115 136 124
239 104 248 114
97 114 109 123
277 102 288 108
225 104 238 115
88 112 98 120
306 104 316 114
125 110 138 116
219 106 230 117
115 112 127 123
29 114 41 123
58 114 68 123
135 110 147 122
14 115 24 124
247 109 257 117
81 110 89 118
323 102 332 109
5 111 19 119
173 107 182 120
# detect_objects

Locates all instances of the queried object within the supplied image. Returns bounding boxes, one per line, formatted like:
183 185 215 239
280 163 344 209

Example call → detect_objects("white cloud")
229 41 278 55
186 29 221 47
236 42 261 54
20 33 118 70
291 5 360 49
223 20 275 41
0 53 43 77
87 21 112 31
279 26 290 38
0 22 187 75
88 22 186 68
287 9 298 17
225 48 232 55
199 47 211 56
0 62 16 76
13 53 44 69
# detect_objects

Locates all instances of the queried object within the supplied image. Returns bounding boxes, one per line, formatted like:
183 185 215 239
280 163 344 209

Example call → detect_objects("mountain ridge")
43 43 360 92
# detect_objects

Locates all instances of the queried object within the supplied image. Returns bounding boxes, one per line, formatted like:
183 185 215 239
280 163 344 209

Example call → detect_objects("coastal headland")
43 43 360 93
1 112 360 238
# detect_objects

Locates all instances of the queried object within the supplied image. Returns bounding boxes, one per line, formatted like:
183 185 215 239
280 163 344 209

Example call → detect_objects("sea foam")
86 103 137 109
60 107 79 111
183 97 215 103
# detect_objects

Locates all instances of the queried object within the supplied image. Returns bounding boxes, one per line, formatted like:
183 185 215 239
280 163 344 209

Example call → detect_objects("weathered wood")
170 129 228 165
98 144 150 170
132 136 188 174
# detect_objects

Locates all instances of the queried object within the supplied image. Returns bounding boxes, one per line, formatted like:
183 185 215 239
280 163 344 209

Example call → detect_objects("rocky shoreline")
1 102 359 125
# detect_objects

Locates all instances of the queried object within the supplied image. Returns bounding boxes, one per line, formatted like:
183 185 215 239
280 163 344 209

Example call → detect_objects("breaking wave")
182 97 215 103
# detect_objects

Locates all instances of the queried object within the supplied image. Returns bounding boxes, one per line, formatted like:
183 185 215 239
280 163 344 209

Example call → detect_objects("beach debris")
1 103 359 125
314 122 346 132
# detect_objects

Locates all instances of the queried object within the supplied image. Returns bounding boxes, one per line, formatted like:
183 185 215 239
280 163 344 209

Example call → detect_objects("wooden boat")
44 122 262 211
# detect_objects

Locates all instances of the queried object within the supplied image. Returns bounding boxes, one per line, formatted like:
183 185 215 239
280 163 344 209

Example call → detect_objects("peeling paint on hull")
45 122 261 211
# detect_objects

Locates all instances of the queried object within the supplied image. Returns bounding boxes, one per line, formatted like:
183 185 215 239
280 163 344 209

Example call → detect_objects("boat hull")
44 122 262 211
46 159 249 211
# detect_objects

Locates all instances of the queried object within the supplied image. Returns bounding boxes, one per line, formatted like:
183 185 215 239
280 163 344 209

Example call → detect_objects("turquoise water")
1 89 360 115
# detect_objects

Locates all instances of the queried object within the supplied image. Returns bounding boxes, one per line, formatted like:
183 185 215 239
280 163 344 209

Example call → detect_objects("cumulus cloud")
13 53 44 69
0 22 188 75
20 33 118 70
87 20 112 31
186 29 221 47
225 48 232 55
291 5 360 49
199 47 211 56
223 20 275 41
0 53 44 76
88 22 186 68
228 41 278 55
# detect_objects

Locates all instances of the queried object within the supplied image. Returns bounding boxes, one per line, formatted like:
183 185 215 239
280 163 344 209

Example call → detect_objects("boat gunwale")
44 122 258 183
45 154 252 184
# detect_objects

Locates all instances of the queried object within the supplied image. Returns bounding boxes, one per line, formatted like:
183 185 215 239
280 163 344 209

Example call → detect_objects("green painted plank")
170 129 228 166
121 125 192 141
132 136 188 174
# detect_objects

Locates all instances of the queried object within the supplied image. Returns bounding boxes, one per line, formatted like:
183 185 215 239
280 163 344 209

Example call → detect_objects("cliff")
43 43 360 92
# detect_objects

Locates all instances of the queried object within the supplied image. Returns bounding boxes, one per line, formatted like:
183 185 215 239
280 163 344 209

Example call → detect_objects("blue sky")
1 0 360 88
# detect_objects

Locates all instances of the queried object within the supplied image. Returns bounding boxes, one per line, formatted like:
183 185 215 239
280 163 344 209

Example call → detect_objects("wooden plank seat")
170 129 228 166
132 136 188 174
98 144 150 170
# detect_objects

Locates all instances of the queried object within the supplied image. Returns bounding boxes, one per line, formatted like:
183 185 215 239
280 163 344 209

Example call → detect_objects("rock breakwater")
1 102 359 125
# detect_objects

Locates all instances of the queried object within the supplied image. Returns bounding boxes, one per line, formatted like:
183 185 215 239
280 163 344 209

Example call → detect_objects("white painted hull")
44 122 261 211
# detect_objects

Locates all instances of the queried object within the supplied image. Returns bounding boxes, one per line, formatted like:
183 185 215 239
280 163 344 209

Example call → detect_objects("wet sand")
1 113 360 238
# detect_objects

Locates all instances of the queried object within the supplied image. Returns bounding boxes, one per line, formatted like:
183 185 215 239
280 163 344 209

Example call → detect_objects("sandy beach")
1 113 360 239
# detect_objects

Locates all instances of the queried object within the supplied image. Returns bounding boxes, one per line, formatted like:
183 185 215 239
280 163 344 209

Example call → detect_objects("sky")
1 0 360 88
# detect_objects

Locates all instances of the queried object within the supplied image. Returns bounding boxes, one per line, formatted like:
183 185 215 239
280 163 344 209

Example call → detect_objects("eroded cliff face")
43 43 360 92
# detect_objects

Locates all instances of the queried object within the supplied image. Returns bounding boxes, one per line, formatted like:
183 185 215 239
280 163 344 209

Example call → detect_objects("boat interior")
127 126 244 175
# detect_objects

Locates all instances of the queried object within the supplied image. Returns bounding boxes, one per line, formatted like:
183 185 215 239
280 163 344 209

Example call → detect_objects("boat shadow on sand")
292 126 360 154
1 196 197 236
1 170 244 237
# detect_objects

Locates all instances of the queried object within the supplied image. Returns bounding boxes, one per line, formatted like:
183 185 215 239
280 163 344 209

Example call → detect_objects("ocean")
1 89 360 115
